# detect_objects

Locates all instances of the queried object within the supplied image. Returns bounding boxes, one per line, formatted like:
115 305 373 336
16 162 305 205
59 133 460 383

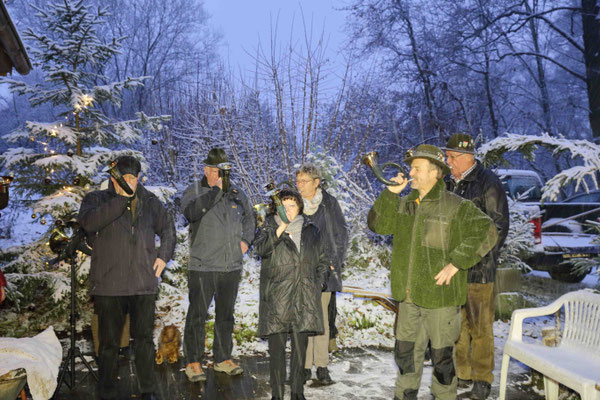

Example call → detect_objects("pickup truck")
497 169 600 282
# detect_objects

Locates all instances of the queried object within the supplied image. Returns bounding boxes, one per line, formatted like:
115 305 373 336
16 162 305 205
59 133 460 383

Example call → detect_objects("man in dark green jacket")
368 144 497 400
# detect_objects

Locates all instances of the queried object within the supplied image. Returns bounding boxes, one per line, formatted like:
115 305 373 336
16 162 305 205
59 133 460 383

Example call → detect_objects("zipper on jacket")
224 203 232 272
405 201 421 303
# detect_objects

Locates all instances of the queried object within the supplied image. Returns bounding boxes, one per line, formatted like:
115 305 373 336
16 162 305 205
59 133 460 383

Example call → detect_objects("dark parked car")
543 190 600 234
563 190 600 203
497 169 600 283
538 189 600 282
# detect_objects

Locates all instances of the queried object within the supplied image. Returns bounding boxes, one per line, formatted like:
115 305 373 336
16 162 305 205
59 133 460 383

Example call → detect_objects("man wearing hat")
180 148 255 381
79 155 176 400
444 134 509 400
368 144 498 400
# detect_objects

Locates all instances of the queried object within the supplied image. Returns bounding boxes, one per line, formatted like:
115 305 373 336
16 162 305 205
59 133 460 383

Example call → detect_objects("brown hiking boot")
214 359 243 375
185 362 206 382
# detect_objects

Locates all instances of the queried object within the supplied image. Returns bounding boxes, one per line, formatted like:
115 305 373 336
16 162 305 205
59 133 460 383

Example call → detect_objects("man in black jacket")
78 155 176 400
444 134 510 400
295 163 348 384
181 148 255 382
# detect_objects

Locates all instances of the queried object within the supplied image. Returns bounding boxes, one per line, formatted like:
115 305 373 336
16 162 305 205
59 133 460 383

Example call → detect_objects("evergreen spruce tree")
0 0 168 336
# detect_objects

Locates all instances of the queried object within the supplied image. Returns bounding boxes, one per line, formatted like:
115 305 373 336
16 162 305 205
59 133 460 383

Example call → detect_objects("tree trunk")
525 1 553 134
581 0 600 140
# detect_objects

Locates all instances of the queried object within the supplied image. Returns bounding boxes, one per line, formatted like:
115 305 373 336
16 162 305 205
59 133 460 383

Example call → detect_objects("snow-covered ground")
2 208 599 399
154 250 599 399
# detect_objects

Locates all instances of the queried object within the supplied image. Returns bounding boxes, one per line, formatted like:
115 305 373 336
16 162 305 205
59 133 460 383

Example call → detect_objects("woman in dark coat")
254 189 329 400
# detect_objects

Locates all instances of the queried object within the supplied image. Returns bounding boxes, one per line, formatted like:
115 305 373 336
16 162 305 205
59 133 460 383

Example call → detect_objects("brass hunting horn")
104 160 134 195
265 182 295 224
253 203 270 227
217 162 233 193
361 151 407 186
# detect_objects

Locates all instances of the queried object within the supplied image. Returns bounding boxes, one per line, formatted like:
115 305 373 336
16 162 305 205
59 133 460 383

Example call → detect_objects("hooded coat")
254 214 329 337
368 179 498 308
78 182 176 296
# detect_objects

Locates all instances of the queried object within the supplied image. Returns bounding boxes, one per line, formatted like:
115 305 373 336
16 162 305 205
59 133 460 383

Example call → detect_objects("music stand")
50 224 98 393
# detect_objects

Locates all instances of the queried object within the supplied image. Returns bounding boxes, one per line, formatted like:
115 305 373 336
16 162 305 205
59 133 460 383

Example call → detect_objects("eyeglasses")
446 153 468 161
295 178 314 185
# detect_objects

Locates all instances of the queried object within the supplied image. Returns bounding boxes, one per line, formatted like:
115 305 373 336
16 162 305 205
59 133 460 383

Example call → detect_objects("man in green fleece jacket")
368 144 498 400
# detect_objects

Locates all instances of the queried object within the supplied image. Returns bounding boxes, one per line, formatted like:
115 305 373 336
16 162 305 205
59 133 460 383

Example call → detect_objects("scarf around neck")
302 187 323 216
275 214 304 250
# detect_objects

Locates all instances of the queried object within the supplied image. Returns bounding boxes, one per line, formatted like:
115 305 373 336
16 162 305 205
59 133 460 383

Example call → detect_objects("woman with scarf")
295 164 348 384
255 189 329 400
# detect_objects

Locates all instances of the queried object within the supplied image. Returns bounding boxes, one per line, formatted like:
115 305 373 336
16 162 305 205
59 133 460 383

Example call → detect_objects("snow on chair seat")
499 289 600 400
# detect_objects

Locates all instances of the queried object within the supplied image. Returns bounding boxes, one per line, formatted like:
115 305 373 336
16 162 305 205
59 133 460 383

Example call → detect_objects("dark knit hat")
404 144 451 175
443 133 475 154
114 155 141 176
203 147 229 166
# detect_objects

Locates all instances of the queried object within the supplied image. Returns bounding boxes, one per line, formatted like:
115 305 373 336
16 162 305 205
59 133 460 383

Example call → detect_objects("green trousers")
394 302 461 400
455 282 495 384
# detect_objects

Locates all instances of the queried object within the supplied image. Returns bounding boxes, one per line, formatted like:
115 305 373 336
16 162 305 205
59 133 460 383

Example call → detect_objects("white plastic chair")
499 289 600 400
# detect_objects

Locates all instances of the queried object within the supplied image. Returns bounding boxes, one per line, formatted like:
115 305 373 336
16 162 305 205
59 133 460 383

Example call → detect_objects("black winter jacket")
78 182 176 296
254 215 329 337
180 177 255 272
446 161 510 283
306 189 348 291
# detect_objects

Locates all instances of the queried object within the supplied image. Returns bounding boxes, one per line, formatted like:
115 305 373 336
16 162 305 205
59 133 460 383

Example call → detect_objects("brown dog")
155 324 182 364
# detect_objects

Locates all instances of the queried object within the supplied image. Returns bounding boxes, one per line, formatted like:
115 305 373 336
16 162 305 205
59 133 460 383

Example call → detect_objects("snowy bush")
571 222 600 285
480 132 600 201
496 198 536 272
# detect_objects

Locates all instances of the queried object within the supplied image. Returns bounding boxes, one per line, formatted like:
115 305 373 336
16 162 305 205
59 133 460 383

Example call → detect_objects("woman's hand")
276 222 288 238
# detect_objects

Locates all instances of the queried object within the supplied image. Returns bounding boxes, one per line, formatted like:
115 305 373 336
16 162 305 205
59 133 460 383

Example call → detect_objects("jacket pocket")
421 216 450 250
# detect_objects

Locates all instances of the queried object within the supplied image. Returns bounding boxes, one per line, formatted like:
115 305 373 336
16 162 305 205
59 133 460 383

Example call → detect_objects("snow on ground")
3 206 599 399
154 253 600 399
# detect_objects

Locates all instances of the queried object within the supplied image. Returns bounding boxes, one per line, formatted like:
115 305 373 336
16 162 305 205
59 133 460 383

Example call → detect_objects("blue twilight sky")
0 1 351 101
202 0 349 78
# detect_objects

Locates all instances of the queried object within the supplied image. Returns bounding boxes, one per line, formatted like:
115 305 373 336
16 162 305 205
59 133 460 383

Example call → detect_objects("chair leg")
499 353 510 400
543 376 559 400
580 384 600 400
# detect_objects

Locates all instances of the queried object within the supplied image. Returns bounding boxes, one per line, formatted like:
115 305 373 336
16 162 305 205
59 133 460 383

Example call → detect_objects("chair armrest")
508 300 564 342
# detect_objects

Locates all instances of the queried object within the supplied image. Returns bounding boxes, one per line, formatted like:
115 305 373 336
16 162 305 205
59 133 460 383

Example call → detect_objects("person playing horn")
180 148 255 381
368 144 497 400
254 188 329 400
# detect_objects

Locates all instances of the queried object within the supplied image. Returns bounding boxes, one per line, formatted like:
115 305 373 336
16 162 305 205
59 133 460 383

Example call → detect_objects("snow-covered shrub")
496 198 537 272
481 132 600 273
480 132 600 202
